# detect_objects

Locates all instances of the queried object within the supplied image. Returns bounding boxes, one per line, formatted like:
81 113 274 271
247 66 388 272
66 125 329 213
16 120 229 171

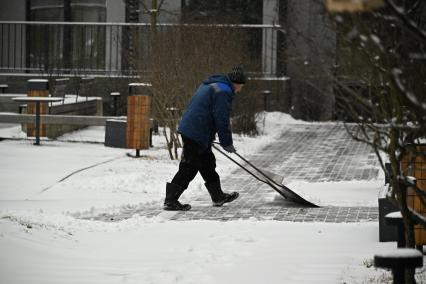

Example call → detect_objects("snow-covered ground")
0 112 423 283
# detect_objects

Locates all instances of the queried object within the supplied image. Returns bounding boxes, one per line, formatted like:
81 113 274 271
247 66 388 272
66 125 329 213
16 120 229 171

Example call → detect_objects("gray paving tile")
79 123 381 223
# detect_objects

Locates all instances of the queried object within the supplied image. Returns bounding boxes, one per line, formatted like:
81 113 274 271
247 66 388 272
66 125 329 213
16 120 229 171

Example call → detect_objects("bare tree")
116 1 274 159
136 24 257 159
332 1 426 282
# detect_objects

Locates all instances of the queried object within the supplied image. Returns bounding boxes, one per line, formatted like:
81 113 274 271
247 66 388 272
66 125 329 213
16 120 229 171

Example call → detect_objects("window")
28 0 106 72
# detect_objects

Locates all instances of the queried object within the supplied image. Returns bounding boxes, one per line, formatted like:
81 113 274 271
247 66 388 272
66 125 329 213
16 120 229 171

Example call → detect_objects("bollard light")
110 92 120 116
260 90 271 111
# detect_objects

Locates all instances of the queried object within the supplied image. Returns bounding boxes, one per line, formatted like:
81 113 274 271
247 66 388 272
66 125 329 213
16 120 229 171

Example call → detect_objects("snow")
247 76 290 81
12 96 63 102
284 180 383 207
51 94 101 106
27 79 48 83
407 176 417 185
0 220 394 284
128 82 152 87
0 112 424 283
375 248 423 259
385 211 402 219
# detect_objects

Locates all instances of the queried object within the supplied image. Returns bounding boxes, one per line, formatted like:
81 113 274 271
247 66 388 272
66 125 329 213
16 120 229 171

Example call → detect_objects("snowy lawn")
0 218 396 284
0 112 423 283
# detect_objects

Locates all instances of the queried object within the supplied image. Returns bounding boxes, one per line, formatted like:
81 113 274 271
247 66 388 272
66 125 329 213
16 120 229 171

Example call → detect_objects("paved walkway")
85 123 381 223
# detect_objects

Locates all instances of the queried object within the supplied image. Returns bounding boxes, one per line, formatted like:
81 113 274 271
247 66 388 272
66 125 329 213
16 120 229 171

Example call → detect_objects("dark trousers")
171 136 219 189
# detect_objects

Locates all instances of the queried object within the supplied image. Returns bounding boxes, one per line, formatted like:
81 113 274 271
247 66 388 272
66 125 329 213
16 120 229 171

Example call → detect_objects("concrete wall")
0 94 27 113
47 99 102 138
0 0 26 21
21 98 103 138
0 75 134 117
286 0 336 121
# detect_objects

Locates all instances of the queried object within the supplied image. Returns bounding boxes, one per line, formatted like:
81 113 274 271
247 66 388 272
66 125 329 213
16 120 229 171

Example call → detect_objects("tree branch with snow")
329 1 426 270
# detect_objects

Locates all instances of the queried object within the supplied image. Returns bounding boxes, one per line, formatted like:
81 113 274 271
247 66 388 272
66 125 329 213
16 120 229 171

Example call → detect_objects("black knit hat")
227 66 246 84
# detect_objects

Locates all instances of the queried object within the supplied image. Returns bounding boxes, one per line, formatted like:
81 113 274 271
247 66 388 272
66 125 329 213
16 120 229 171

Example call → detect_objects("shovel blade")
254 169 319 207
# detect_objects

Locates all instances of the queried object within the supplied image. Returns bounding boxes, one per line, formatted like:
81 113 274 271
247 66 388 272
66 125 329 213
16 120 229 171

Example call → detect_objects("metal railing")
0 21 282 78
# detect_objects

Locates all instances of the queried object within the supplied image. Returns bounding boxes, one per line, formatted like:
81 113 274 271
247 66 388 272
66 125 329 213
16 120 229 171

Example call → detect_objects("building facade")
0 0 337 120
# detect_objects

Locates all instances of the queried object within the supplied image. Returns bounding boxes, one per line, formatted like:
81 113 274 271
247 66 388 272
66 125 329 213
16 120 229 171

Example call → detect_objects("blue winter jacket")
178 74 235 151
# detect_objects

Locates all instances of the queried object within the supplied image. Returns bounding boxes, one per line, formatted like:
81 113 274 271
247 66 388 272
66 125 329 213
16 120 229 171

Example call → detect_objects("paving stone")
79 123 382 223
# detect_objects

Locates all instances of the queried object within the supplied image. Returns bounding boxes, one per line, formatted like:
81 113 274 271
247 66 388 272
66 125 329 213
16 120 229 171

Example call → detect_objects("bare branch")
157 0 166 12
138 0 150 14
384 0 426 42
408 208 426 229
391 68 426 111
398 175 426 209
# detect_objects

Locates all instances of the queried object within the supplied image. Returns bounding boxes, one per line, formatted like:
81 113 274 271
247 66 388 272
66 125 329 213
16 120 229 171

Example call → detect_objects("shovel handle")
212 144 265 184
212 142 282 188
233 151 283 188
212 143 291 199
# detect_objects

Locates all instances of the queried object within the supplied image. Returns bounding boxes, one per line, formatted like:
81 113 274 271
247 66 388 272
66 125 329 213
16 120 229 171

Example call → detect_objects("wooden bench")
385 211 406 248
52 78 70 102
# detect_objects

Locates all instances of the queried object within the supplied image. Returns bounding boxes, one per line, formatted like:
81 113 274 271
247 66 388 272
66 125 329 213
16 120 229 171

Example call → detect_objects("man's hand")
223 144 236 153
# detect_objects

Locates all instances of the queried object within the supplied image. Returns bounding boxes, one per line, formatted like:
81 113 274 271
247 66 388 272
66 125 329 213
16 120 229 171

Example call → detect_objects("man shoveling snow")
164 66 246 211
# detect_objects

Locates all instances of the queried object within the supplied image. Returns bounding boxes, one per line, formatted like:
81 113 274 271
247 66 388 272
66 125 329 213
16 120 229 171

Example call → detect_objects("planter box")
378 185 399 242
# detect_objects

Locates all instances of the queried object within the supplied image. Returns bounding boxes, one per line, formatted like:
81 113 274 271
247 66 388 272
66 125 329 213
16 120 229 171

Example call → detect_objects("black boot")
205 180 239 207
163 182 191 211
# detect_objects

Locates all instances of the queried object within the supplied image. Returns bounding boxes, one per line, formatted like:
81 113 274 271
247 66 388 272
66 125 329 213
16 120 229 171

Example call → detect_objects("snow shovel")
212 143 319 207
